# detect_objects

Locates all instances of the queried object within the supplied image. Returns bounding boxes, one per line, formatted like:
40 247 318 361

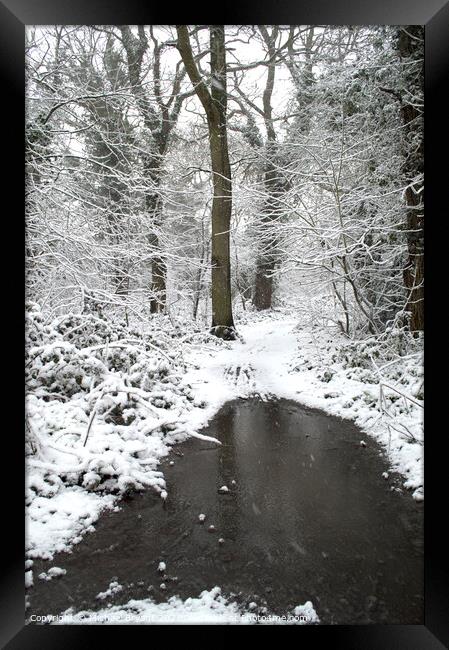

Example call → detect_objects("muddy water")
27 399 423 624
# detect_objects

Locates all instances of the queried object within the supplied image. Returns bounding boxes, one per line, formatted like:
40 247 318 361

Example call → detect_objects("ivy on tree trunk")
176 25 236 339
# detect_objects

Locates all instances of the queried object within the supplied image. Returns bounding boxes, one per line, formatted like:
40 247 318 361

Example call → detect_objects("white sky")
27 25 298 143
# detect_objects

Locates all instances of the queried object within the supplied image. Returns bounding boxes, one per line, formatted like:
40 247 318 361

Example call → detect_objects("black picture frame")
4 0 448 647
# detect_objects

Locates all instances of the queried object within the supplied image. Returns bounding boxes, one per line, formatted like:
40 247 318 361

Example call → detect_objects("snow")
54 587 319 625
96 581 123 600
211 77 225 91
26 486 116 560
412 486 424 502
38 567 67 581
48 566 66 577
293 601 320 624
25 571 33 589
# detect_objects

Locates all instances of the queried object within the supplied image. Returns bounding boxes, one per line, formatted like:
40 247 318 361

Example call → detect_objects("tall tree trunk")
120 26 168 314
252 26 293 311
398 26 424 332
192 219 208 320
403 184 424 332
253 149 282 310
252 27 279 311
144 157 166 313
176 25 236 339
209 26 235 336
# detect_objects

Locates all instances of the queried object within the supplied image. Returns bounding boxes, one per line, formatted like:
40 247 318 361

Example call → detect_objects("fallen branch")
82 387 106 447
180 428 222 445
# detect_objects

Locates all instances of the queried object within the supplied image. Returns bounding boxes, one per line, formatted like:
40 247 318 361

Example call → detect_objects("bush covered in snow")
25 302 226 559
333 327 424 406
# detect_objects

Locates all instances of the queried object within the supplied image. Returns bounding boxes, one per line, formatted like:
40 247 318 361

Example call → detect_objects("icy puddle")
27 398 423 624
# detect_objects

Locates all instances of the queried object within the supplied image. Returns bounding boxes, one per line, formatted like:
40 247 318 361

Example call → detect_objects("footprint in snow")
223 363 256 391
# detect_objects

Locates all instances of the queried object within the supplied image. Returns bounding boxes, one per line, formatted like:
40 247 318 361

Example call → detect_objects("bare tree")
176 25 236 339
118 26 196 313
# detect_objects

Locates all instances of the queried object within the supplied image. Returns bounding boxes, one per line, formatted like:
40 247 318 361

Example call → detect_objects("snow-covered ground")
50 587 319 625
25 306 423 623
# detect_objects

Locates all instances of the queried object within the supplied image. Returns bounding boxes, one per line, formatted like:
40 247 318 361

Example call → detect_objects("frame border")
4 0 448 646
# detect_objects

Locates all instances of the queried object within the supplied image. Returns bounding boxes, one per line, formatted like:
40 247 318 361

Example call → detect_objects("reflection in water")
28 399 423 624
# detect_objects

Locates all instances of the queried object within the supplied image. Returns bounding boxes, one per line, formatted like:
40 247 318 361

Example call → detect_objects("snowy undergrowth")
289 319 424 500
53 587 319 625
25 302 229 561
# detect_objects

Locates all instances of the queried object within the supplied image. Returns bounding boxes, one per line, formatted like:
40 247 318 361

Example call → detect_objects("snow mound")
55 587 320 625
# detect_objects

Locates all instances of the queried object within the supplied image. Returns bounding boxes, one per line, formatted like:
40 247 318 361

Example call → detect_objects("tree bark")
397 26 424 332
177 25 236 338
120 26 168 313
144 156 167 313
253 149 283 310
251 26 295 311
